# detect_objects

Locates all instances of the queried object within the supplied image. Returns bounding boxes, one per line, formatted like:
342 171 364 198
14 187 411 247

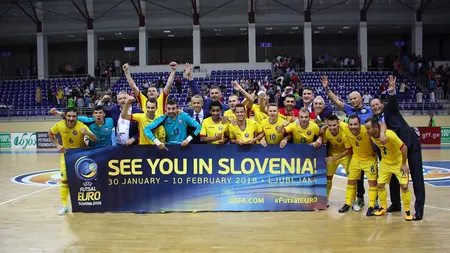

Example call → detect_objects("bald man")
321 75 374 211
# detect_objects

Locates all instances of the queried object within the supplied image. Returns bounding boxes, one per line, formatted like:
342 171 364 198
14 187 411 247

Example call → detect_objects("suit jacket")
183 108 210 144
187 80 230 116
106 105 143 145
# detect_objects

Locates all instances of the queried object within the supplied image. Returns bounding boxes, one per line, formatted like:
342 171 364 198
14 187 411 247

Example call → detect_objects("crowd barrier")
65 145 327 213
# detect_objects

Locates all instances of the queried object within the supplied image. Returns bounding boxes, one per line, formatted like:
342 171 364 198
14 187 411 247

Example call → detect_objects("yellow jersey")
284 121 319 144
50 120 90 149
137 91 167 116
229 119 263 142
322 127 347 157
251 105 268 123
131 113 165 145
341 122 375 160
260 117 285 144
370 129 404 165
224 107 251 121
199 117 229 144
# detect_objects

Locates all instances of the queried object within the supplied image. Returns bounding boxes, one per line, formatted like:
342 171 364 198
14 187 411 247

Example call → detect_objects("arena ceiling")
0 0 449 44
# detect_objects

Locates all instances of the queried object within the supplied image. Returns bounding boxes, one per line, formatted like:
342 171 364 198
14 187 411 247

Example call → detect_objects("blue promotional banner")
65 144 327 213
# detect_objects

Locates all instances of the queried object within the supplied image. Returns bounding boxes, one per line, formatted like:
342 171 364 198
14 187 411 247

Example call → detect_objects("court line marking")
0 185 56 206
332 185 450 212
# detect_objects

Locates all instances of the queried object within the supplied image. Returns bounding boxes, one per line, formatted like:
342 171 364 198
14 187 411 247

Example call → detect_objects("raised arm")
232 81 254 109
163 62 177 95
185 64 202 96
322 76 345 111
386 75 400 115
123 63 140 96
120 96 134 121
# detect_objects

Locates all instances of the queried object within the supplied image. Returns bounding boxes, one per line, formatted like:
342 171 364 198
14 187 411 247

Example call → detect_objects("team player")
144 100 201 150
200 101 229 144
279 108 321 147
223 81 254 121
123 62 176 115
50 106 114 148
364 116 413 221
278 94 299 122
121 96 165 145
229 104 264 145
48 108 98 215
322 115 351 203
336 115 378 216
260 103 290 149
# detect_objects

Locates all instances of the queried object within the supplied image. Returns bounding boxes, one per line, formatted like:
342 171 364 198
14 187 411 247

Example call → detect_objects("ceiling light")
289 32 295 34
67 35 74 38
214 29 221 32
343 26 350 29
98 37 105 40
240 28 247 31
216 33 223 36
314 31 321 34
318 26 324 29
338 31 342 33
241 32 247 35
292 27 299 30
164 30 171 33
168 34 174 37
114 32 122 35
266 27 273 30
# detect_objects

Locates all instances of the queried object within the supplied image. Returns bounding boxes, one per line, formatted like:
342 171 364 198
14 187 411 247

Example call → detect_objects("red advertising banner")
417 127 441 144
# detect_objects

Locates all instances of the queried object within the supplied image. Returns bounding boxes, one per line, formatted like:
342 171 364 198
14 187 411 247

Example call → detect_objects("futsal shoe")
387 204 401 212
374 208 387 216
352 200 361 212
338 204 351 213
58 206 68 216
357 198 365 208
404 211 414 221
413 213 423 221
366 207 375 216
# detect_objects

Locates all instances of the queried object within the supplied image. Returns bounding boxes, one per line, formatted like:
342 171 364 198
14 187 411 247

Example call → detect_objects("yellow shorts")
378 161 409 185
327 156 351 176
60 153 67 182
348 156 378 181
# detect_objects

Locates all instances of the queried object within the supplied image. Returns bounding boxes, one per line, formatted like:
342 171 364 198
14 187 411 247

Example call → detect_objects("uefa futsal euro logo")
75 156 98 181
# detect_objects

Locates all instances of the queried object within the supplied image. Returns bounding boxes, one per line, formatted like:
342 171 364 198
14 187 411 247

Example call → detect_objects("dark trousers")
389 142 425 215
357 171 365 199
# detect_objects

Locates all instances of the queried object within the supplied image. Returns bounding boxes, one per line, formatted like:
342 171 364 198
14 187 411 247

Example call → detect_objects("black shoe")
366 206 375 216
338 204 351 213
413 213 423 221
387 204 401 212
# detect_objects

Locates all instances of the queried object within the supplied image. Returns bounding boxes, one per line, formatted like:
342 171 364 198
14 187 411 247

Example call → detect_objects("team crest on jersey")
275 126 280 131
245 133 250 138
219 126 223 130
105 128 109 132
178 120 183 124
307 131 312 135
361 109 367 114
334 161 450 187
337 138 342 142
357 136 362 140
73 130 78 135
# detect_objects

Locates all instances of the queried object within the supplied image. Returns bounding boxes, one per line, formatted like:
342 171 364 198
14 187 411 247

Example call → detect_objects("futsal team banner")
65 144 327 213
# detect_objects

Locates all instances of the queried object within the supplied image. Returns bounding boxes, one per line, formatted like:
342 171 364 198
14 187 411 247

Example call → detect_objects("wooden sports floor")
1 146 450 253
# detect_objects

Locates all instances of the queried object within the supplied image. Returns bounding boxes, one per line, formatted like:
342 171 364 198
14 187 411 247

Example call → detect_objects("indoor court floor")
1 146 450 253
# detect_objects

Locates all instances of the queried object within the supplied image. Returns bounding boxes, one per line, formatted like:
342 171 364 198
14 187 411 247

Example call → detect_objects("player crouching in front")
364 116 413 221
48 108 97 215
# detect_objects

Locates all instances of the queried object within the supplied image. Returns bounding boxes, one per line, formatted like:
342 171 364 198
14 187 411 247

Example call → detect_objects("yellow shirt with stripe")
322 128 347 157
260 117 285 144
370 129 404 165
131 113 166 145
340 122 375 160
229 119 263 142
138 91 168 116
50 120 90 149
200 117 229 144
284 121 319 144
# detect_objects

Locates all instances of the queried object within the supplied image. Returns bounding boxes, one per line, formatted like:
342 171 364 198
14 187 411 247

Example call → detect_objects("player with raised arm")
48 108 97 215
123 62 176 115
199 101 229 144
260 103 290 149
364 116 413 221
337 115 378 216
121 96 165 145
228 104 264 145
144 100 201 150
223 81 254 121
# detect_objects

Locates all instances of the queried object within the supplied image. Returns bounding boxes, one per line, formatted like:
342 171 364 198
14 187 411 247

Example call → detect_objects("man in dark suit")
370 75 425 221
98 92 142 146
184 94 210 144
185 64 230 116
